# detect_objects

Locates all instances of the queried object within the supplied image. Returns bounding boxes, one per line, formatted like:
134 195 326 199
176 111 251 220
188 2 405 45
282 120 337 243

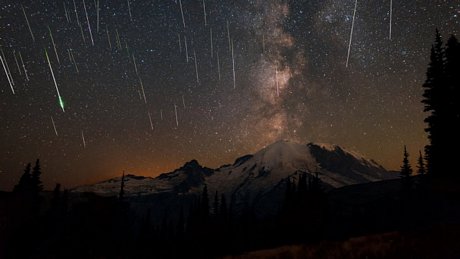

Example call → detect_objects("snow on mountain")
73 140 397 202
73 160 213 196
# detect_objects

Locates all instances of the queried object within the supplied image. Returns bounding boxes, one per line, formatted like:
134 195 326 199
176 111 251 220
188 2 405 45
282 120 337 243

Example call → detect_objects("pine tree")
201 185 209 218
445 35 460 154
31 159 43 193
400 146 413 179
14 163 32 193
417 151 426 176
422 30 445 176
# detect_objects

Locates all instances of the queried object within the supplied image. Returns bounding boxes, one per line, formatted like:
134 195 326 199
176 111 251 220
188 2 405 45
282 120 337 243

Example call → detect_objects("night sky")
0 0 458 190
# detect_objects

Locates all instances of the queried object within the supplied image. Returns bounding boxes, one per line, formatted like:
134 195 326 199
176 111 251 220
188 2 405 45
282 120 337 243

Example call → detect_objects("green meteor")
45 49 65 112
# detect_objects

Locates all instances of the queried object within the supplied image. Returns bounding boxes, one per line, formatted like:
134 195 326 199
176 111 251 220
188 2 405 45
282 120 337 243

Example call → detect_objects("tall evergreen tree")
400 146 413 179
422 30 460 177
201 185 209 218
445 35 460 151
31 159 43 193
417 151 426 176
14 163 32 193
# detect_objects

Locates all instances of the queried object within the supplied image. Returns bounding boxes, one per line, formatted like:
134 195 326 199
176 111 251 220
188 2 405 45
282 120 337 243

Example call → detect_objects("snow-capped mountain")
73 140 396 202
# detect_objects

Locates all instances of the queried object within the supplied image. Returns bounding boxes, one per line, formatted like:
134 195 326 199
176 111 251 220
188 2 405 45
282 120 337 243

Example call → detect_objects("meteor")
174 104 179 127
202 0 207 26
138 76 147 103
346 0 358 68
81 131 86 148
389 0 393 40
18 52 29 81
184 35 189 62
45 49 65 112
179 0 185 28
216 49 221 80
82 0 94 46
48 26 60 64
127 0 133 21
194 50 200 85
1 50 14 87
21 5 35 42
51 116 58 136
0 55 15 94
231 39 236 89
13 50 22 75
148 111 154 130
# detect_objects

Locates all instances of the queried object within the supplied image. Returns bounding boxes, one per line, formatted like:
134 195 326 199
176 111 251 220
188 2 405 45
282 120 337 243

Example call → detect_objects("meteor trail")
182 95 186 109
389 0 393 40
174 104 179 127
48 26 60 64
194 50 200 85
106 25 112 49
81 131 86 148
45 49 65 112
69 49 79 73
133 54 139 75
210 28 213 58
346 0 358 68
160 109 163 120
64 2 70 23
1 50 14 87
179 0 186 28
138 76 147 103
178 33 182 53
115 29 122 50
202 0 207 26
216 49 221 80
127 0 133 21
0 55 15 94
82 0 94 46
18 52 29 81
50 116 58 136
21 5 35 42
184 35 189 62
13 51 22 75
148 111 154 130
73 0 86 44
231 39 236 89
227 20 231 52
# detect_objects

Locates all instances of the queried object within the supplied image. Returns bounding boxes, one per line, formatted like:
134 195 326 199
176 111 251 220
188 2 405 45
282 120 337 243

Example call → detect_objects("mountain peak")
182 159 201 169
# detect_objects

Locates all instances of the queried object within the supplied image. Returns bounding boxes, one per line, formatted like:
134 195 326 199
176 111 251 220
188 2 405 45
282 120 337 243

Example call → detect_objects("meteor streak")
21 5 35 42
179 0 185 28
231 39 236 89
346 0 358 68
389 0 393 40
0 55 15 94
45 49 65 112
148 111 154 130
174 104 179 127
81 131 86 148
82 0 94 46
48 26 60 64
18 52 29 81
51 116 58 136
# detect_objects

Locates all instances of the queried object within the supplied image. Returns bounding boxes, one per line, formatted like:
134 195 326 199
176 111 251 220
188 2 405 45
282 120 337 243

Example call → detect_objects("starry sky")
0 0 458 190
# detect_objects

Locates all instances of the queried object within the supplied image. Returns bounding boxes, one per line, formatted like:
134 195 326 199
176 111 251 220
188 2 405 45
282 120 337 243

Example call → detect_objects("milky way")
0 0 458 189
